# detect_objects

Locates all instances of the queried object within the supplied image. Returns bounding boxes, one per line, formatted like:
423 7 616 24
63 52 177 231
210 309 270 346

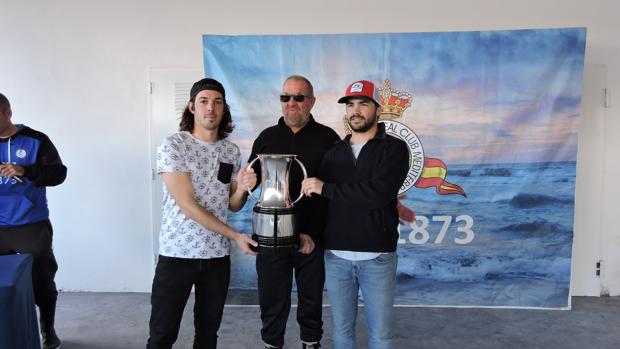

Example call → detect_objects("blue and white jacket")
0 124 67 227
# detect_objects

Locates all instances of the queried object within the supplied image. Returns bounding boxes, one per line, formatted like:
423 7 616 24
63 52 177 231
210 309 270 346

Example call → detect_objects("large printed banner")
203 28 586 308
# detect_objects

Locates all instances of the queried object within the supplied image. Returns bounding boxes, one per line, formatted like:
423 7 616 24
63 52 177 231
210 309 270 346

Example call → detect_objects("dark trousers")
147 255 230 349
0 220 59 321
256 247 325 347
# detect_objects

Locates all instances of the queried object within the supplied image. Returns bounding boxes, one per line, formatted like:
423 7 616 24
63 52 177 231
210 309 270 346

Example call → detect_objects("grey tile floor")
53 292 620 349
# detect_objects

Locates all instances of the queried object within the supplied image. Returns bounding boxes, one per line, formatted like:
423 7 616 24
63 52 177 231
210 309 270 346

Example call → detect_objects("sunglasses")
279 94 311 102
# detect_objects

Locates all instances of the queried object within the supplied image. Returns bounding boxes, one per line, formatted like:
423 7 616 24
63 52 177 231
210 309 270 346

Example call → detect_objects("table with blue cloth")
0 253 41 349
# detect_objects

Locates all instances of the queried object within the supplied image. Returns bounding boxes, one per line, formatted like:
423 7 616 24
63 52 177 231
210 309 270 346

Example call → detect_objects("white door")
148 67 203 263
571 64 607 297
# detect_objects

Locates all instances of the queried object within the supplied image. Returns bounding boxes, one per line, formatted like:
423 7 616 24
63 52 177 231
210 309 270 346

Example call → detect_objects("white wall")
1 0 618 294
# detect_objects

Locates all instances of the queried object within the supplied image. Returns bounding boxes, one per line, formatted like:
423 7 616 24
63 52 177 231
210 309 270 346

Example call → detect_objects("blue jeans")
325 251 397 349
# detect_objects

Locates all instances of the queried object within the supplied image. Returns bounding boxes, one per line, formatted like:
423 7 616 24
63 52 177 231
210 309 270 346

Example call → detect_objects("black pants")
0 220 59 316
147 255 230 349
256 247 325 347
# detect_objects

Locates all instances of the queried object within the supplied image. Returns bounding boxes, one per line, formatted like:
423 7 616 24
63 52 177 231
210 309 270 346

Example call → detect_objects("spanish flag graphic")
415 158 466 196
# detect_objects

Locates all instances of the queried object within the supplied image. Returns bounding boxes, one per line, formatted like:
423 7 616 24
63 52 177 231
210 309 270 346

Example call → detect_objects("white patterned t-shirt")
156 131 241 259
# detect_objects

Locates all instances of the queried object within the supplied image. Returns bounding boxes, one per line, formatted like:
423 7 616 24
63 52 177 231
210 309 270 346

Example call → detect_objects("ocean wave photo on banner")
204 27 586 308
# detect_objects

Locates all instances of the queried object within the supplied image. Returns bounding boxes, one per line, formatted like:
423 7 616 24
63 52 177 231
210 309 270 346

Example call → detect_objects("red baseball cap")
338 80 380 105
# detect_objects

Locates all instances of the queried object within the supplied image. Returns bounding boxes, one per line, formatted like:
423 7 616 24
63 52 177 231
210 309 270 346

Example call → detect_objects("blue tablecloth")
0 253 41 349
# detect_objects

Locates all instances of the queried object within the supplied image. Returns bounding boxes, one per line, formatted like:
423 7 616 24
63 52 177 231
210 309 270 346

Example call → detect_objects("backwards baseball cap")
190 78 226 100
337 80 380 105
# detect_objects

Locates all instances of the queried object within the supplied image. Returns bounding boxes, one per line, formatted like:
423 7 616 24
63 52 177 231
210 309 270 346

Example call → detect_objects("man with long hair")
146 78 257 349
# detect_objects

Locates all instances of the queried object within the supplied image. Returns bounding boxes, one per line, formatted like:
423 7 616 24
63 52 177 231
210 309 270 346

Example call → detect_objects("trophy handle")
292 157 308 205
246 157 260 201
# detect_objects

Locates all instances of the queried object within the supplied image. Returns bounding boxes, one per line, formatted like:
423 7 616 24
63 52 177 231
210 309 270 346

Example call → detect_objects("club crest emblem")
16 149 27 158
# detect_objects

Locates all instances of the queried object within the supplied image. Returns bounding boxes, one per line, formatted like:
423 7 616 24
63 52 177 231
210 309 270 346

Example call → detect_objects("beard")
283 112 310 129
195 113 221 131
348 114 376 133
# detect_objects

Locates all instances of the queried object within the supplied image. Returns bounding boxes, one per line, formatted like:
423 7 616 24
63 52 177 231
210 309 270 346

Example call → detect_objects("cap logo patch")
350 82 364 93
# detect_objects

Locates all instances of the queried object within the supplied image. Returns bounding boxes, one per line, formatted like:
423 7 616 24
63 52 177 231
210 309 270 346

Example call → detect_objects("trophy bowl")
247 154 307 253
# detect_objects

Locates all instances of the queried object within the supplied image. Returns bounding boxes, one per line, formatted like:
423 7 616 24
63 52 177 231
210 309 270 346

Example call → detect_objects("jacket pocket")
0 195 34 225
217 161 234 184
381 209 386 232
366 208 384 233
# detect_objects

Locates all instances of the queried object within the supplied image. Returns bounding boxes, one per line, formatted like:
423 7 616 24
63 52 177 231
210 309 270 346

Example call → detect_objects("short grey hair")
283 75 314 97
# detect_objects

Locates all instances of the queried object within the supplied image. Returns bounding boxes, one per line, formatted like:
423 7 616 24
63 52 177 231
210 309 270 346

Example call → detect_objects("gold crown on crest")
378 79 412 120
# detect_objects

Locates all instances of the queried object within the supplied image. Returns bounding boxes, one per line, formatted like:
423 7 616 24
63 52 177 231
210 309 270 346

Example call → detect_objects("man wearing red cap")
302 80 408 349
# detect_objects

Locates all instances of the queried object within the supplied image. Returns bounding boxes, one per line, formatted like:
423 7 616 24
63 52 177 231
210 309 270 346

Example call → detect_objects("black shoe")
40 297 62 349
262 341 280 349
42 328 62 349
302 342 321 349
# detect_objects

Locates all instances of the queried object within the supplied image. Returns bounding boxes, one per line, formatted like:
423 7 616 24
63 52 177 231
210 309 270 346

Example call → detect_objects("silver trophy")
247 154 307 252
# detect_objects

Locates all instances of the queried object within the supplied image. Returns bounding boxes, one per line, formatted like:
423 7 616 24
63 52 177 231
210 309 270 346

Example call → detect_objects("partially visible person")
0 92 67 349
302 80 409 349
247 75 340 349
146 79 257 349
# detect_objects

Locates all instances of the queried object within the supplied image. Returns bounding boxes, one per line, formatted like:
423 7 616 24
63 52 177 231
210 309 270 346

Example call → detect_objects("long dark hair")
179 96 235 140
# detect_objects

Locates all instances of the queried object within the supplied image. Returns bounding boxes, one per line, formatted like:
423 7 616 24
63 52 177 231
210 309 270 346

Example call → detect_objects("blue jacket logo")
16 149 27 158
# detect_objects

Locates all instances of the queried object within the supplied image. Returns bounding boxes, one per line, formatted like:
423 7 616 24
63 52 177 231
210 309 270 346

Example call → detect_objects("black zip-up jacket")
319 123 408 252
248 115 340 244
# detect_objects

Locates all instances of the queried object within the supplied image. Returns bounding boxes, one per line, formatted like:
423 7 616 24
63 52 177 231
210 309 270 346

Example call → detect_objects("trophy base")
251 234 300 254
252 205 299 254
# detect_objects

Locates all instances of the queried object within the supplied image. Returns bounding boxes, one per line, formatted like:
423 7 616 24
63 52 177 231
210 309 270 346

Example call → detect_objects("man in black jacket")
302 80 408 349
248 76 340 349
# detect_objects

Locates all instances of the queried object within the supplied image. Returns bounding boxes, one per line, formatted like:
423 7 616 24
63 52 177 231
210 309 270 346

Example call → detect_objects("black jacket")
248 115 340 243
319 123 408 252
